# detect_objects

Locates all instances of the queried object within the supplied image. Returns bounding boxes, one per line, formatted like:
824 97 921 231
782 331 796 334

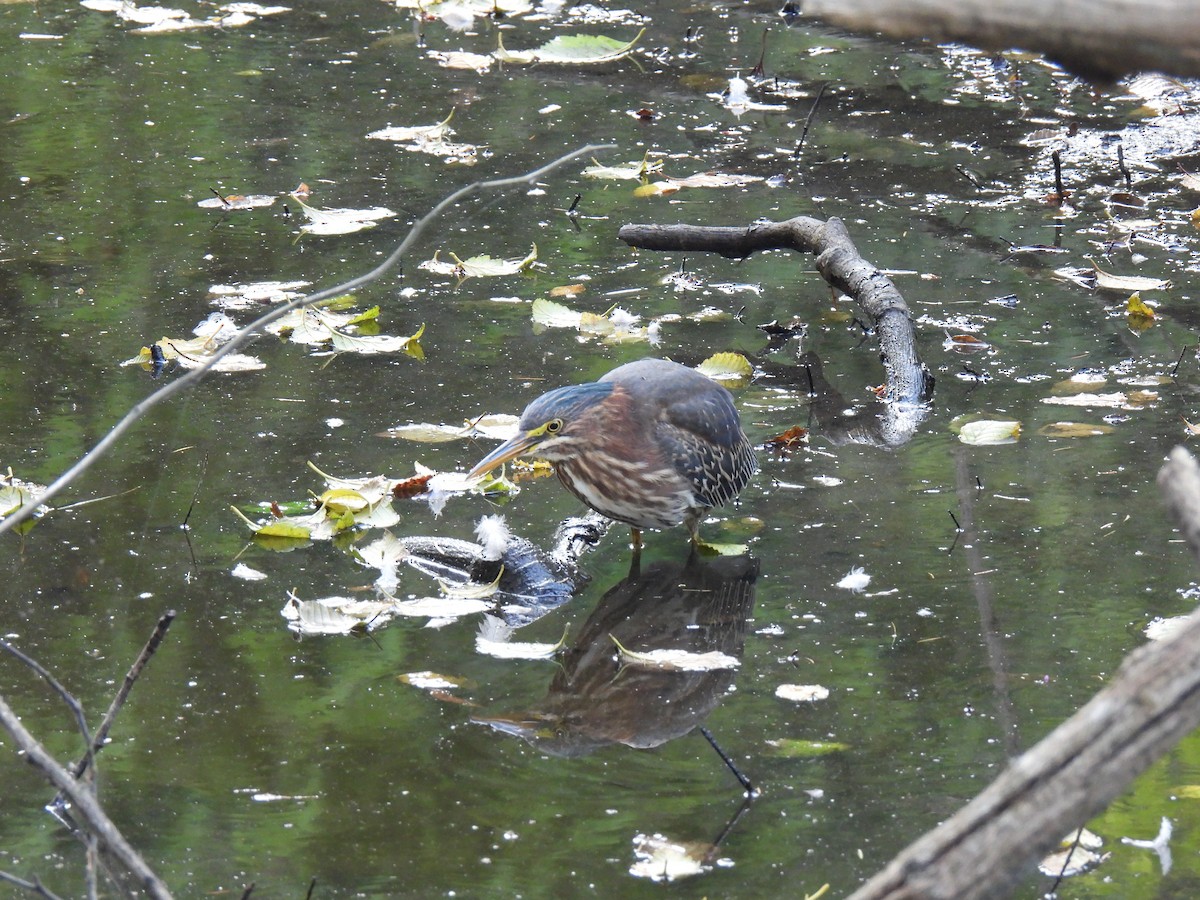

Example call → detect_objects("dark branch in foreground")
618 216 933 410
848 446 1200 899
802 0 1200 81
0 612 176 897
0 695 173 899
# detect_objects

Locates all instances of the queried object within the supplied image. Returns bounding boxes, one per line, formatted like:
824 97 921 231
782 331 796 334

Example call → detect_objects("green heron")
468 358 757 545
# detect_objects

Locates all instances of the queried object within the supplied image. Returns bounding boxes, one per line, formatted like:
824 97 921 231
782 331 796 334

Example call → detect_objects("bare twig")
67 611 176 785
0 641 96 783
0 870 68 900
0 145 613 538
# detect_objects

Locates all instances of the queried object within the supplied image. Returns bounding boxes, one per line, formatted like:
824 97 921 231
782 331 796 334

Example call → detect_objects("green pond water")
2 1 1200 897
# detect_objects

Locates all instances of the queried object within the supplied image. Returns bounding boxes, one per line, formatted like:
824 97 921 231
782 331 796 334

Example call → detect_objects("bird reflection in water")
473 551 759 875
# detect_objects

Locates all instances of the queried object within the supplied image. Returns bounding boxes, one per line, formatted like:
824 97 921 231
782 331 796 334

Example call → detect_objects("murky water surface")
2 2 1200 897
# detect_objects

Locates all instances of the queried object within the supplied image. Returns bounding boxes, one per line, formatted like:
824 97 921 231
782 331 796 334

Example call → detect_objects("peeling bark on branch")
618 217 934 410
849 447 1200 899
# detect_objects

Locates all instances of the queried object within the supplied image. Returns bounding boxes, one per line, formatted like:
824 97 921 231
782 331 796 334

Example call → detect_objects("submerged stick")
0 145 613 538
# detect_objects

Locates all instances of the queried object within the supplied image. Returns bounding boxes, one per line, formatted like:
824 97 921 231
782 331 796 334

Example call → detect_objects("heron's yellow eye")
545 418 564 434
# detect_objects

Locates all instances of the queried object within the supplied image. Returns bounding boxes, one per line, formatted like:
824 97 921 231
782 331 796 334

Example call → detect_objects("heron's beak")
467 432 543 480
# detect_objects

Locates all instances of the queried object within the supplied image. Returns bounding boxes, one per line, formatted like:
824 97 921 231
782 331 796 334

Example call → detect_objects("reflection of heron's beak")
468 433 542 480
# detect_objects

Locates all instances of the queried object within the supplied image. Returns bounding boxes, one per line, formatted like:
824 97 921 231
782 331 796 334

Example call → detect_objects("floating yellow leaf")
696 351 752 386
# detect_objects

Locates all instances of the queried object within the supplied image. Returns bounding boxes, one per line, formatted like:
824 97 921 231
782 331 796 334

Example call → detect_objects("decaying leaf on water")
282 593 397 635
1050 371 1109 394
1091 260 1172 293
366 110 455 144
696 351 752 387
582 154 663 181
609 634 740 671
943 333 991 352
265 304 424 358
1125 291 1158 329
475 617 568 660
1037 422 1116 438
764 425 809 454
694 538 750 557
1038 828 1108 878
230 563 268 581
437 566 503 600
629 833 716 883
495 29 644 65
330 323 426 358
427 49 495 72
398 671 471 692
379 413 519 444
196 192 277 210
385 596 493 619
530 298 659 344
290 194 397 235
208 280 310 310
1042 391 1158 410
391 0 532 30
775 684 831 703
634 171 765 197
365 109 480 163
420 244 538 279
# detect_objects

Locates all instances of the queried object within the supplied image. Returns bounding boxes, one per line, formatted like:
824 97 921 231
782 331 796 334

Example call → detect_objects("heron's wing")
657 391 758 508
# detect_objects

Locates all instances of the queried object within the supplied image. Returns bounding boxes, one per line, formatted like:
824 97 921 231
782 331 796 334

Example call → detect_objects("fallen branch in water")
619 217 932 408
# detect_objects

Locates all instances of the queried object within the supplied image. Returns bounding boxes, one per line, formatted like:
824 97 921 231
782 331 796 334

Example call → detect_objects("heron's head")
467 381 615 479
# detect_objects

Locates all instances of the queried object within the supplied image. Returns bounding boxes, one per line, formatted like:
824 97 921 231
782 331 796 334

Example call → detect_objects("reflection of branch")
0 695 172 899
0 145 614 538
618 217 934 408
849 446 1200 900
952 449 1020 757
